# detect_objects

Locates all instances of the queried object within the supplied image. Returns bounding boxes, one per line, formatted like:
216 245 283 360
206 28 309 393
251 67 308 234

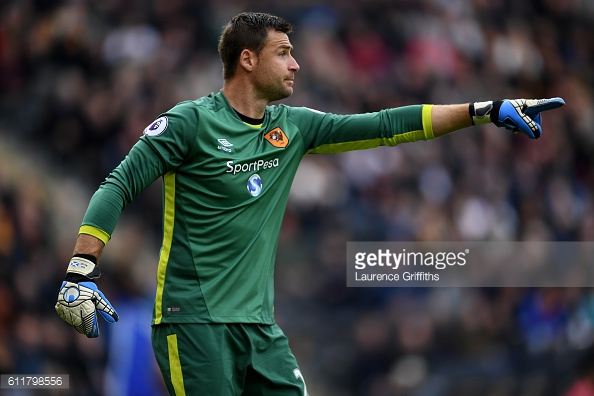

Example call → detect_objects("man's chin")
270 89 293 102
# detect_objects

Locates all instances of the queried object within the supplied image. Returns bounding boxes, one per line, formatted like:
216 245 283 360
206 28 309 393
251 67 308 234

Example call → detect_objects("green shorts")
152 323 308 396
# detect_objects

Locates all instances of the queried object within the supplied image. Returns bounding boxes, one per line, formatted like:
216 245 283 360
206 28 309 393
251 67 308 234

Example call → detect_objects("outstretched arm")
433 98 566 139
301 97 565 155
431 104 473 138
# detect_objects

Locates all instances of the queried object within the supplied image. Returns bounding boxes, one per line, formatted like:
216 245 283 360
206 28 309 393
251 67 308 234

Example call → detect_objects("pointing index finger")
524 97 566 116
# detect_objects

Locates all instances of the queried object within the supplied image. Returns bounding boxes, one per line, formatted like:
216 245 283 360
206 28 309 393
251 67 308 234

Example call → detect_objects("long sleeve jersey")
80 91 434 325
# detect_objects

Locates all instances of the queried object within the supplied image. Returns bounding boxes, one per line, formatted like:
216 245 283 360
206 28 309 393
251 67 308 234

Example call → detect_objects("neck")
222 78 268 119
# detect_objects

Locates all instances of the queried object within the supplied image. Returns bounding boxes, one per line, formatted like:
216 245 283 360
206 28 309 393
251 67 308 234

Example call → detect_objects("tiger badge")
263 127 289 148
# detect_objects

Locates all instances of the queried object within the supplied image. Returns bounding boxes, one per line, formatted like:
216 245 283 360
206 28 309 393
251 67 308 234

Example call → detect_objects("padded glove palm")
55 257 118 338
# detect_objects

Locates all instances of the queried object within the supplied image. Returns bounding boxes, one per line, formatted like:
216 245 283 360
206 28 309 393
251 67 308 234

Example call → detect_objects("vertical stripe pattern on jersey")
155 172 176 324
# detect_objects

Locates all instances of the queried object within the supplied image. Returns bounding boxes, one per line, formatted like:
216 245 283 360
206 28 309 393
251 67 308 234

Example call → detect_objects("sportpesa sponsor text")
226 158 280 175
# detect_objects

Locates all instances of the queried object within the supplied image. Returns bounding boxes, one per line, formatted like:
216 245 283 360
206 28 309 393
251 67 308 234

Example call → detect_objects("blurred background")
1 0 593 395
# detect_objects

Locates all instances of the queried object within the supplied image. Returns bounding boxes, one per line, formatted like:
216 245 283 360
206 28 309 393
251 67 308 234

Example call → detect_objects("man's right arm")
54 138 168 338
73 233 105 261
80 103 199 239
53 138 164 338
55 104 199 338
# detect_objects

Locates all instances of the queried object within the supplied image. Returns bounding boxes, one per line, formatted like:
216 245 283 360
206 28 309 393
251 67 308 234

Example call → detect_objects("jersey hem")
151 316 276 325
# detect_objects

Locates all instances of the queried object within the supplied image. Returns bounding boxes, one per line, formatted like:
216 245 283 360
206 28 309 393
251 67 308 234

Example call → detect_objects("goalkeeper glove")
470 97 565 139
55 255 118 338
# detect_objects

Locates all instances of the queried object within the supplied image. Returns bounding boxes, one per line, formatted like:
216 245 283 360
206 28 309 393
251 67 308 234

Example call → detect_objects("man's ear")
239 49 257 72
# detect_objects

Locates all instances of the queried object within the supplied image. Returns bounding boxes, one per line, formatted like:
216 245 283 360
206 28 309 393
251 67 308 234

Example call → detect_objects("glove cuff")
66 256 101 280
469 101 494 125
73 253 97 264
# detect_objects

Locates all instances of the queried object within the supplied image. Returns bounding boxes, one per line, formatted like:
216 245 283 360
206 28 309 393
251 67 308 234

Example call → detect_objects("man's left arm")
296 98 565 154
430 98 566 138
431 104 473 137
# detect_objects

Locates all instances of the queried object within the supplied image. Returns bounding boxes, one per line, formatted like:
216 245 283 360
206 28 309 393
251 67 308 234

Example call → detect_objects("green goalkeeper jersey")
80 91 434 325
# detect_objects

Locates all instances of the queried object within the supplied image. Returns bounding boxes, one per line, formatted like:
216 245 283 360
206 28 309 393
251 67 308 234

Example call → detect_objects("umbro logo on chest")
217 138 233 153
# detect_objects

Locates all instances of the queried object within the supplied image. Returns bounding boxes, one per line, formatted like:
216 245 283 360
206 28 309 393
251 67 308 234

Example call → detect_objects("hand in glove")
470 97 565 139
55 256 118 338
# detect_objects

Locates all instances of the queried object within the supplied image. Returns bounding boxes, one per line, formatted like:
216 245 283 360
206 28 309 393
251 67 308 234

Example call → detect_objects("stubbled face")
252 30 300 102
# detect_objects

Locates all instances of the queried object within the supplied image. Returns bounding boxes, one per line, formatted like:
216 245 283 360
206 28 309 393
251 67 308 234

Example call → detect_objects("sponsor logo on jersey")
226 158 279 175
143 116 168 136
263 127 289 148
217 138 233 152
247 174 263 197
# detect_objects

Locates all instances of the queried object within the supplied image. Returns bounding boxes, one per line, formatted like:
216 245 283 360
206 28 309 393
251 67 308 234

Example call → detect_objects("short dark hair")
218 12 293 80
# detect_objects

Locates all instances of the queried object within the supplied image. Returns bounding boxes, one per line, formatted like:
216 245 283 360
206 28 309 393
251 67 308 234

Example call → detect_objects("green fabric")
81 90 431 324
151 323 305 395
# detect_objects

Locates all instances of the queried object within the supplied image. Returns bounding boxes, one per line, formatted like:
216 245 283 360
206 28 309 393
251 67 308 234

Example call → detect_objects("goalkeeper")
55 11 565 396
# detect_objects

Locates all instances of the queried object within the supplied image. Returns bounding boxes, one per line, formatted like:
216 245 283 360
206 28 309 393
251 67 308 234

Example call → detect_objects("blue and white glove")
470 97 565 139
55 256 118 338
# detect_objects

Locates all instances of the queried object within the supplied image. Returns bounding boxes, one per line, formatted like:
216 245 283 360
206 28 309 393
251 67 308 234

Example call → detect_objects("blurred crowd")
1 0 594 395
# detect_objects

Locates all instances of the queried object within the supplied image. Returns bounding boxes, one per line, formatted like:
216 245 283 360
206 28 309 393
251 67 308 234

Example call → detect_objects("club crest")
263 127 288 148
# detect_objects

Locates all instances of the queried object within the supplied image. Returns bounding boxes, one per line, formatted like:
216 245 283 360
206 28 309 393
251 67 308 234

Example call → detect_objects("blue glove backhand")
55 257 119 338
492 98 565 139
471 97 565 139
